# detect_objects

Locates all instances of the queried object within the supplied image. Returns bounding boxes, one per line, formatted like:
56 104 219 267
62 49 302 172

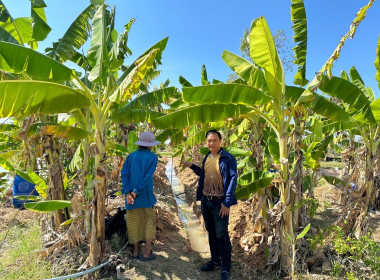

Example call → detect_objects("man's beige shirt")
203 153 224 197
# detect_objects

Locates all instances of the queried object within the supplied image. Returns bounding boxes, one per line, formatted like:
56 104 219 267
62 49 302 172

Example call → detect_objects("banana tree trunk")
374 150 380 210
43 135 69 227
343 135 355 177
342 147 375 238
88 130 107 266
250 125 268 237
279 132 293 271
351 148 374 238
291 111 305 231
25 139 38 171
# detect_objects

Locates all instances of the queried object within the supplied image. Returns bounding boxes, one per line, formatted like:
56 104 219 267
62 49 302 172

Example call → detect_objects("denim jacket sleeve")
190 163 202 176
223 154 238 208
121 157 131 194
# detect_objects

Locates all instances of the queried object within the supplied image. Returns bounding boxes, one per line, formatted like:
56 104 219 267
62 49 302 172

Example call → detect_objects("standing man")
181 130 237 280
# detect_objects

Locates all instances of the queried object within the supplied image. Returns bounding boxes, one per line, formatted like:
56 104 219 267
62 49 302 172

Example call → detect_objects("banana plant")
153 0 375 270
0 1 169 266
316 68 380 237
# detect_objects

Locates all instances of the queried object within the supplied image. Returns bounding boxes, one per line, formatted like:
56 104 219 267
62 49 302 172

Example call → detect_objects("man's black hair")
138 146 149 149
206 129 222 140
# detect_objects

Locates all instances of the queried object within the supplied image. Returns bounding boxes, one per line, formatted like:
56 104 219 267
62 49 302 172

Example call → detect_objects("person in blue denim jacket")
181 130 237 280
121 131 160 261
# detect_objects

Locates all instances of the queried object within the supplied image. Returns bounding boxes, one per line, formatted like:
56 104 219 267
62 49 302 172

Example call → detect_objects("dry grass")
0 223 55 280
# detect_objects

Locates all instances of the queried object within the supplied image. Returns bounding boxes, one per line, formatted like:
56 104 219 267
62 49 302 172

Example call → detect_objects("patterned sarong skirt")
126 207 156 244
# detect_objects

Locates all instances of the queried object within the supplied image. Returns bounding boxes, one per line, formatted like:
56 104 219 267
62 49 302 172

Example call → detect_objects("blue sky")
4 0 380 97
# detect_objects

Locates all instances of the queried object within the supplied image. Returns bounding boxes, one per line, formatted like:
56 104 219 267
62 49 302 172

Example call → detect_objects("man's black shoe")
200 260 220 272
221 271 231 280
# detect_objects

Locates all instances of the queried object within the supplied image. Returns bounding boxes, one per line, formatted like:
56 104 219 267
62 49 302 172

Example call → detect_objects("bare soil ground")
1 160 380 280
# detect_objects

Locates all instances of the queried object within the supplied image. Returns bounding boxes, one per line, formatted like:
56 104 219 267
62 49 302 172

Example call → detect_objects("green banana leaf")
24 200 71 213
0 81 90 117
179 76 193 87
225 147 251 157
268 136 280 164
353 102 376 124
370 97 380 122
285 86 305 103
311 94 352 122
229 119 249 143
351 78 373 103
222 50 267 91
169 99 187 110
87 5 109 83
322 175 349 187
0 1 19 44
125 87 180 109
0 150 19 160
153 104 253 129
249 16 284 100
0 41 74 81
291 0 308 86
212 79 222 84
0 8 33 44
41 125 91 141
127 131 138 152
109 107 165 124
311 134 333 161
109 50 158 103
27 170 48 199
156 129 183 144
45 4 96 61
13 195 40 201
238 170 268 186
0 42 73 82
115 37 168 86
69 51 92 71
235 176 273 200
69 144 83 172
340 70 349 81
309 117 323 142
14 169 34 184
186 127 209 146
31 0 51 42
201 65 210 85
319 75 372 116
107 142 128 156
183 84 271 106
0 123 17 132
321 120 355 134
305 142 319 169
109 19 134 70
27 122 48 136
349 66 364 85
0 156 14 172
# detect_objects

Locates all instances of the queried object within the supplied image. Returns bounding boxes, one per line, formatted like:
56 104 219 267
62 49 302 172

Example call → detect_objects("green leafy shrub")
330 226 380 279
292 197 319 218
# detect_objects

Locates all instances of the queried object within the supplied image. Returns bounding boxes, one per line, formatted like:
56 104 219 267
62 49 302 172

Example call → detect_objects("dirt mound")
0 199 43 231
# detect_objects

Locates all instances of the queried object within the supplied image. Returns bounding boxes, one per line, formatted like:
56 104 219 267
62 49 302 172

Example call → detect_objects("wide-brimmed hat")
135 131 161 147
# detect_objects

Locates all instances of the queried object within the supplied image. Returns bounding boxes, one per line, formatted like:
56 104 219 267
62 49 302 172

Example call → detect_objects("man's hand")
126 192 136 205
219 203 230 217
180 161 192 168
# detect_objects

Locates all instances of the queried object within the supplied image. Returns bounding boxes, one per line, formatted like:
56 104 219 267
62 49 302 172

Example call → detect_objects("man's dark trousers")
201 196 232 272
